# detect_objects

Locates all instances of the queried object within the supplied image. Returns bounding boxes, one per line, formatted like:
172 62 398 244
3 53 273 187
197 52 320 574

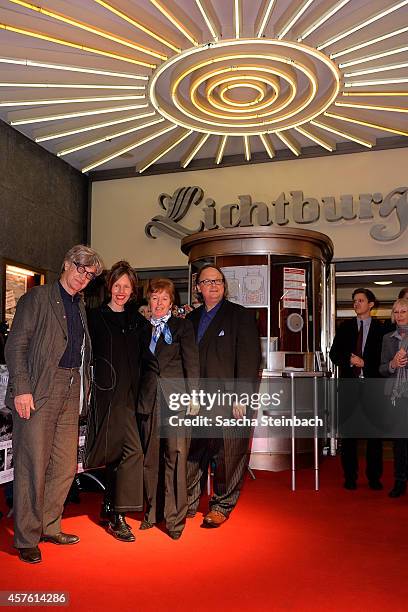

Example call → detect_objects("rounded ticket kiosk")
181 226 334 474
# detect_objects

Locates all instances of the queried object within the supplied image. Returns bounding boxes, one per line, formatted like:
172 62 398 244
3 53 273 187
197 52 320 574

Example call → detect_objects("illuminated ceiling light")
295 125 334 151
259 133 275 158
297 0 351 41
0 82 144 89
344 62 408 77
180 132 210 167
10 103 149 125
324 111 408 137
0 94 145 107
0 57 148 80
339 46 408 69
345 77 408 87
82 124 177 173
7 0 167 60
218 81 266 107
310 119 374 147
277 0 315 40
335 101 408 114
7 265 35 277
148 0 199 46
36 111 156 142
195 0 220 41
256 0 276 38
57 118 165 156
0 23 156 68
234 0 242 39
276 131 301 155
374 280 393 285
243 135 251 160
202 68 291 116
330 26 408 60
170 52 322 130
137 128 194 173
318 0 408 50
150 38 341 123
92 0 181 52
342 91 408 96
215 135 228 164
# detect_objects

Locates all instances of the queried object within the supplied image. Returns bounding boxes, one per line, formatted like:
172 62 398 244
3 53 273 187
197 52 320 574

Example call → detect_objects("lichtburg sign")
145 186 408 242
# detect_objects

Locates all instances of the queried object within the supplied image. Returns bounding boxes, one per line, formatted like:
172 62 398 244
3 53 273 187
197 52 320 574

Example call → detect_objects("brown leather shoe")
18 546 42 564
202 510 228 528
41 533 80 545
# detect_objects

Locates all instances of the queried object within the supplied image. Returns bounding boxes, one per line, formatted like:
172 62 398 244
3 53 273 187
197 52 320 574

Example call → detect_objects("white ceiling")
0 0 407 174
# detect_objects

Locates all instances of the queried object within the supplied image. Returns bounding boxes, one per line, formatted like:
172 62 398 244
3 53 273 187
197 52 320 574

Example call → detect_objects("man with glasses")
186 264 261 528
5 245 104 563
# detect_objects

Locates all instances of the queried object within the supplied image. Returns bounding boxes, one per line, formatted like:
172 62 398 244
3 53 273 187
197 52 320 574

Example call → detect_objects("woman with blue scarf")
138 278 199 539
380 298 408 498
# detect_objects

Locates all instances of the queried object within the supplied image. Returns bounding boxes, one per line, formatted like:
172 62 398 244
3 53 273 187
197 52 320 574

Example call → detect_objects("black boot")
100 496 114 525
107 513 135 542
389 480 407 498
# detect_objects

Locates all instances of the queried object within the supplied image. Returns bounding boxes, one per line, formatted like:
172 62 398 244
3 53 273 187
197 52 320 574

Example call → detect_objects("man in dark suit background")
330 288 385 490
186 265 261 527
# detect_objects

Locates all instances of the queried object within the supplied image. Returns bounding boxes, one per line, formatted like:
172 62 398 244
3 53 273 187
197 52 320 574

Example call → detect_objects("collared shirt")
197 299 223 344
58 281 84 368
357 316 371 354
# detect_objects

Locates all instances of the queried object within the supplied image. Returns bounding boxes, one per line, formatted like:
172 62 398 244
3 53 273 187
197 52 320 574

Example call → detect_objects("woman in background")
138 278 199 539
380 298 408 498
86 261 154 542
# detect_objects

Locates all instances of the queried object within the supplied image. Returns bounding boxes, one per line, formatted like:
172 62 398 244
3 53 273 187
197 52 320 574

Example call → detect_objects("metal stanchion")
283 371 325 491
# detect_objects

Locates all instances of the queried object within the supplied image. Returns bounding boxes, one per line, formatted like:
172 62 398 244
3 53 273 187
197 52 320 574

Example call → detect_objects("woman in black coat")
85 260 154 542
138 278 199 540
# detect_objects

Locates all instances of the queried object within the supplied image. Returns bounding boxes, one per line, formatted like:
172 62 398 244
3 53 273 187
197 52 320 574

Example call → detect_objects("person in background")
329 288 385 491
5 245 104 564
138 278 199 540
398 288 408 300
86 261 154 542
380 298 408 498
186 265 261 528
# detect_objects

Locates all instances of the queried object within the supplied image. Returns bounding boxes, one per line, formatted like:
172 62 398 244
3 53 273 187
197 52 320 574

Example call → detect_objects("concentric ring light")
0 0 406 173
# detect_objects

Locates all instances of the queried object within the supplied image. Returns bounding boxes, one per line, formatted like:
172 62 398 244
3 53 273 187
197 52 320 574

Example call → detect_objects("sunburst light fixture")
0 0 407 173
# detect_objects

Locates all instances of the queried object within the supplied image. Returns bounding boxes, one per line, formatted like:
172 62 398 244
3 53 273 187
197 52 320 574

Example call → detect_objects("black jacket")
138 315 199 415
187 300 261 392
329 318 385 379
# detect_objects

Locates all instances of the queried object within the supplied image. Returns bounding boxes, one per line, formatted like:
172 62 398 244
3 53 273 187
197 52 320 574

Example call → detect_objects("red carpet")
1 458 407 612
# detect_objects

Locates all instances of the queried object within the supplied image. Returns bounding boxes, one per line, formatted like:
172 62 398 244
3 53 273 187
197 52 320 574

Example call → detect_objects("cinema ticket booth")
181 227 334 477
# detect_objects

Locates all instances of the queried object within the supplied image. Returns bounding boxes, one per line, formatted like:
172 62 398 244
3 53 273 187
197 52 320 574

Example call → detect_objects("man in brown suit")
5 245 103 563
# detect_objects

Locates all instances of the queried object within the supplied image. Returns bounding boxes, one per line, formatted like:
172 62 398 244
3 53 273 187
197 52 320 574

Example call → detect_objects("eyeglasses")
73 261 96 281
198 278 224 287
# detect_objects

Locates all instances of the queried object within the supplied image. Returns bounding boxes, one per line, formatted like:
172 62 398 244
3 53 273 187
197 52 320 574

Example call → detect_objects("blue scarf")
149 312 172 353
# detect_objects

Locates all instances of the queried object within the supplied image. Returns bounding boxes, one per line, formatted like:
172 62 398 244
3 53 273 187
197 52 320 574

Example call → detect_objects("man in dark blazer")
186 265 261 527
5 245 104 563
329 288 385 490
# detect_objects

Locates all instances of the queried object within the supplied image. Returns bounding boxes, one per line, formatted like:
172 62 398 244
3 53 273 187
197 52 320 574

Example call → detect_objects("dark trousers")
187 436 249 517
105 405 144 513
139 408 188 533
12 369 80 548
393 439 408 482
341 438 383 483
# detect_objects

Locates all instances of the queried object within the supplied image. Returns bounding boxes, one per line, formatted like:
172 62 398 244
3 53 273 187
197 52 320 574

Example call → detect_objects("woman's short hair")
106 261 138 296
391 298 408 323
62 244 104 275
147 278 175 303
195 264 228 299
